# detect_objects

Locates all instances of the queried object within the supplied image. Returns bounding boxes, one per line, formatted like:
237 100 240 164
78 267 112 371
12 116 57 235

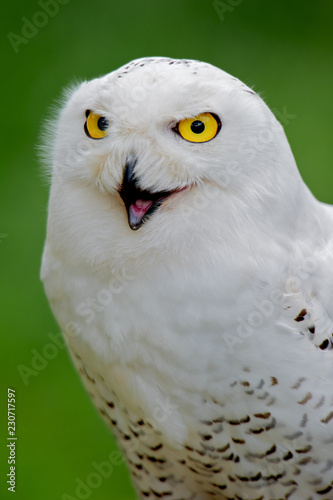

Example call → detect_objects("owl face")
46 57 298 267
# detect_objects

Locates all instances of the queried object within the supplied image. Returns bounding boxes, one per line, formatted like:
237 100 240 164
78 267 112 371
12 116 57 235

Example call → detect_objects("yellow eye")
177 112 221 143
84 110 109 139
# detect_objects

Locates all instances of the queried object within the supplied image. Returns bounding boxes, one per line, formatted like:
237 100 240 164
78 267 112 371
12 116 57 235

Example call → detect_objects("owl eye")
177 113 221 143
84 110 109 139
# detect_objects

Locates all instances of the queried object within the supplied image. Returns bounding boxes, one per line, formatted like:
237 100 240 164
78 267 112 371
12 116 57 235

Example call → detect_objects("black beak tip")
119 155 173 231
128 219 142 231
130 224 141 231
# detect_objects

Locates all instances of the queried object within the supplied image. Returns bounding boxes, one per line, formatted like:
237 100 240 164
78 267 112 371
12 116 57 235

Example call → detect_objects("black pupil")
97 116 109 131
191 120 205 134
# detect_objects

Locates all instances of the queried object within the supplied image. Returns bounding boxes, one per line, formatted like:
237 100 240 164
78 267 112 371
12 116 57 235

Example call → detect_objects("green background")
1 1 333 499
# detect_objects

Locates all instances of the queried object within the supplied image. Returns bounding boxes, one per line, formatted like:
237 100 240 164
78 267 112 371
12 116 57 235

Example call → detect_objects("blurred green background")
1 1 332 499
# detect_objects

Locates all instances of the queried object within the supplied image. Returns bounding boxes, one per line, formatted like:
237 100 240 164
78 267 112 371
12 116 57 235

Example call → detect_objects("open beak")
119 156 184 230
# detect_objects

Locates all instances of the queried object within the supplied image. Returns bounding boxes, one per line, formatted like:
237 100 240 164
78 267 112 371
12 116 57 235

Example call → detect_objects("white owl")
41 57 333 500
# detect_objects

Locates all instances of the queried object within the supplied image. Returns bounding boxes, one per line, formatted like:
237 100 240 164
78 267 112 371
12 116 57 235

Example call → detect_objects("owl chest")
57 262 331 499
60 257 286 419
66 339 316 500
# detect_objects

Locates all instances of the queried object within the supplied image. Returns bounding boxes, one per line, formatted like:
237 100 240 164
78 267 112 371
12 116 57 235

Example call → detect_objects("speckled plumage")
41 57 333 499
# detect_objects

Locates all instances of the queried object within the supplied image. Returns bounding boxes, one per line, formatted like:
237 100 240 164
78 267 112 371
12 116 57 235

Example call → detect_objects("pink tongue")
130 199 153 218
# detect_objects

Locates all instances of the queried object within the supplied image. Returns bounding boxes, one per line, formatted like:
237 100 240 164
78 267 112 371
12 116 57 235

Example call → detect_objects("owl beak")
119 156 177 231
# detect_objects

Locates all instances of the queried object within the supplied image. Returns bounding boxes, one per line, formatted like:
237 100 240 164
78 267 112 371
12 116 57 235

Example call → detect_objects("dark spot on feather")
265 444 276 455
203 463 215 469
298 392 312 405
283 451 293 460
217 443 230 453
294 309 307 322
147 456 166 464
263 472 285 481
300 413 308 428
232 438 245 444
257 391 269 400
291 377 306 389
228 415 250 425
319 339 329 350
254 412 271 419
212 483 227 490
297 456 312 466
150 443 163 451
321 411 333 424
295 445 312 454
151 489 172 497
256 379 265 389
315 395 325 408
249 427 264 434
317 485 333 494
201 420 213 426
81 366 96 384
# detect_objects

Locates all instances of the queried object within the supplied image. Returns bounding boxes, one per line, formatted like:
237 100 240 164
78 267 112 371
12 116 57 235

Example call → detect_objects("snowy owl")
41 57 333 500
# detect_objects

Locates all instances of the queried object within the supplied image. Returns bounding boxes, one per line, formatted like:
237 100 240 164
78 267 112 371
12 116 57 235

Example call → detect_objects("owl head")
44 57 304 268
